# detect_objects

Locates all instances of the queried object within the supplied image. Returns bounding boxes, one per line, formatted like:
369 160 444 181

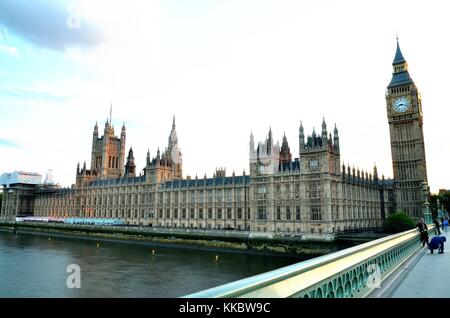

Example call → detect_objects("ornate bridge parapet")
184 226 434 298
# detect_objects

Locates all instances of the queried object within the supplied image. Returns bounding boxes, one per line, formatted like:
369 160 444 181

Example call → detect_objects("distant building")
0 171 42 186
0 171 42 218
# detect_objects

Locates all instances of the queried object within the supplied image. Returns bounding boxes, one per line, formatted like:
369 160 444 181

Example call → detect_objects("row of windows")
390 84 410 94
157 223 250 231
35 191 250 207
158 208 251 220
397 163 419 181
276 206 301 221
108 155 119 169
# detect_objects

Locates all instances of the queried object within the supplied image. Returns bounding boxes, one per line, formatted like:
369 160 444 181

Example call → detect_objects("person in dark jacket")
427 236 446 254
433 218 441 235
416 218 429 247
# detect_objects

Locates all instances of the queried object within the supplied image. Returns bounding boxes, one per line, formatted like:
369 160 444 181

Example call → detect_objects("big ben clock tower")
386 38 428 218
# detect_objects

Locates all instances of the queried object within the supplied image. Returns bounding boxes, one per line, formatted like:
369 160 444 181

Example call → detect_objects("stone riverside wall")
0 221 357 258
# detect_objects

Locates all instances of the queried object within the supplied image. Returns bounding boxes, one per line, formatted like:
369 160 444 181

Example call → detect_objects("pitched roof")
387 71 414 88
393 38 406 65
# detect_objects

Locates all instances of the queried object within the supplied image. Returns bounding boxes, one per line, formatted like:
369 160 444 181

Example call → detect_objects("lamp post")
422 182 432 224
436 198 443 220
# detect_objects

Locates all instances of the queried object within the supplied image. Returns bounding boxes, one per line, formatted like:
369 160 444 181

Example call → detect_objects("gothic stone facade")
25 115 395 240
2 41 428 239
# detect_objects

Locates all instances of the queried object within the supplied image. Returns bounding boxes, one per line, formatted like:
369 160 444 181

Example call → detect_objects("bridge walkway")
389 230 450 298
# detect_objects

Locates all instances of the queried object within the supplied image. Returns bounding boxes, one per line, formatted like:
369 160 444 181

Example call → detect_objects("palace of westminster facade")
1 40 429 239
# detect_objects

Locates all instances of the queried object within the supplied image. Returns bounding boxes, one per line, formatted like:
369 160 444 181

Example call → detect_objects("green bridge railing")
184 226 435 298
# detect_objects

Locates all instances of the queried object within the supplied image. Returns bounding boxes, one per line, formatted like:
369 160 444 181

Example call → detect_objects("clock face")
392 96 411 113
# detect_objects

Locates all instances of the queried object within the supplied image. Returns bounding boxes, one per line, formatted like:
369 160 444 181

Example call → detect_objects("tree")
430 190 450 219
383 211 416 234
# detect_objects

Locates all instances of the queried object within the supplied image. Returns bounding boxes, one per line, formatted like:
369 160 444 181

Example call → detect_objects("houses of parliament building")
0 40 429 239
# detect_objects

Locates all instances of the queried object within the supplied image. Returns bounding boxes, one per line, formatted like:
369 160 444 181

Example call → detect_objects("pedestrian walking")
433 218 441 235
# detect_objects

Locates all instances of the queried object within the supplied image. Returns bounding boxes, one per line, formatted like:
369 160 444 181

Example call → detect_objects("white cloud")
0 43 20 58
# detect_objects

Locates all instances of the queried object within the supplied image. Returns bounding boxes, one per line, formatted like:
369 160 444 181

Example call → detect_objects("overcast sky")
0 0 448 193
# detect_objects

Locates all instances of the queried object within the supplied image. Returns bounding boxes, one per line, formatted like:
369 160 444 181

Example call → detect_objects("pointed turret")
299 121 305 149
125 147 136 177
249 131 255 159
267 127 273 155
169 116 178 146
388 37 414 88
321 117 327 139
393 37 405 65
373 163 379 181
312 127 317 147
109 102 112 124
279 132 292 165
128 147 134 159
146 149 151 167
333 123 340 152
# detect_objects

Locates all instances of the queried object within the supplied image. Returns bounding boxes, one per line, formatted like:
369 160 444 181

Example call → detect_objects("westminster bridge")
184 224 445 298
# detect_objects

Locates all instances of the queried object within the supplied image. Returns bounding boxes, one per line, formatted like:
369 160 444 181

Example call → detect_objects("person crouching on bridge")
427 236 446 254
416 218 429 248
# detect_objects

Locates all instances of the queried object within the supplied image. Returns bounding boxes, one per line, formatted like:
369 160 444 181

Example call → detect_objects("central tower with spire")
144 116 183 183
386 38 428 218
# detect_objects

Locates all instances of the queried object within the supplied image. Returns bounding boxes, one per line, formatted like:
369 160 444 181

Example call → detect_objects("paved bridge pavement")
387 230 449 298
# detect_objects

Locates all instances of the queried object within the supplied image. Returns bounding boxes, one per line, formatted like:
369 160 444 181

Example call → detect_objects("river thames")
0 231 300 297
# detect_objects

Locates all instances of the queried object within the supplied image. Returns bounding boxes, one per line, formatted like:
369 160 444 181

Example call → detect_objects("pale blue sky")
0 0 449 193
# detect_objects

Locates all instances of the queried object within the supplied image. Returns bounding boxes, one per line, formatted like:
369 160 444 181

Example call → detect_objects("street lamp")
422 181 432 224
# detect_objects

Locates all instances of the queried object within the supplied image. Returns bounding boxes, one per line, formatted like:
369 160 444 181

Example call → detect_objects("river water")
0 231 300 297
